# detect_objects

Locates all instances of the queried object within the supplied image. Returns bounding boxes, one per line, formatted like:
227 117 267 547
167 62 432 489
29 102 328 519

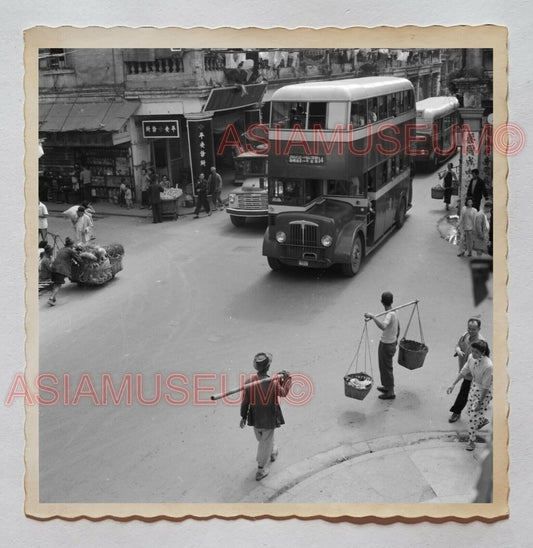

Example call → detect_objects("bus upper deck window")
308 102 327 129
368 98 378 123
378 96 387 120
290 104 306 128
350 101 366 127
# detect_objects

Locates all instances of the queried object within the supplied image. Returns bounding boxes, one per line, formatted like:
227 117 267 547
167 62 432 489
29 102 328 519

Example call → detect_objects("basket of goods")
70 242 124 286
431 185 444 200
344 322 374 400
397 301 428 370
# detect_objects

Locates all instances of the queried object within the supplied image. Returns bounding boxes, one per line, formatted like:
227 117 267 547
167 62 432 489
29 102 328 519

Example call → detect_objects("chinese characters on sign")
142 120 180 138
187 117 215 194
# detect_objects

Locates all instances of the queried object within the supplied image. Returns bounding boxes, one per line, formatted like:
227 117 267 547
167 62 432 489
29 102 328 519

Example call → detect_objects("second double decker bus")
262 76 416 276
412 96 460 171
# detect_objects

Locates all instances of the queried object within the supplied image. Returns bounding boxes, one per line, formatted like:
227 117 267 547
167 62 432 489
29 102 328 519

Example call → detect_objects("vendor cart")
160 188 183 221
161 198 179 220
69 243 124 286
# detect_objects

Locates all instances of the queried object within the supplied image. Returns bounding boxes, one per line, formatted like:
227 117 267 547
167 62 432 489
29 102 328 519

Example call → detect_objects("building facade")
38 48 449 203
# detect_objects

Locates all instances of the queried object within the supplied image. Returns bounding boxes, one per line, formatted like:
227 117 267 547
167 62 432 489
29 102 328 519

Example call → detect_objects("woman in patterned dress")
447 340 493 451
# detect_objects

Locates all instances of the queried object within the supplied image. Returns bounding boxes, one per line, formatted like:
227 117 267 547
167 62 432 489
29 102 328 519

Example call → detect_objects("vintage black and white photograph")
23 26 507 520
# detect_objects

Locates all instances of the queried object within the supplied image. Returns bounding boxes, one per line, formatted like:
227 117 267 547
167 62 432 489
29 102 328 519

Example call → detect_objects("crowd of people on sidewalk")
363 292 492 453
448 168 493 257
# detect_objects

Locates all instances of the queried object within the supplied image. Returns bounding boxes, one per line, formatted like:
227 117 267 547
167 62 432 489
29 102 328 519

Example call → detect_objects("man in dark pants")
240 353 291 481
448 318 486 422
466 168 489 211
149 177 164 223
193 173 211 219
365 291 399 400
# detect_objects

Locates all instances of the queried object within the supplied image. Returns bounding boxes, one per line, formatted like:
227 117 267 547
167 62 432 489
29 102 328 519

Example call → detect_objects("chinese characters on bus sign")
288 154 326 165
142 120 180 138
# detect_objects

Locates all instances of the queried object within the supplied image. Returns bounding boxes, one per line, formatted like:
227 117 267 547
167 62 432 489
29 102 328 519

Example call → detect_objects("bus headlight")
228 193 236 204
276 231 287 243
321 235 333 247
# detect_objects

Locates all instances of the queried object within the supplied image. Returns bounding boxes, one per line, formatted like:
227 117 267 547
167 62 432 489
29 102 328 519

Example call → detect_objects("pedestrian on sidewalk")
240 352 291 481
364 291 400 400
473 201 492 256
118 179 127 207
457 198 477 257
149 177 164 223
193 173 211 218
448 318 486 423
125 186 133 209
140 168 151 209
447 340 493 451
47 237 80 307
466 168 489 211
208 166 224 210
38 201 49 242
439 162 458 211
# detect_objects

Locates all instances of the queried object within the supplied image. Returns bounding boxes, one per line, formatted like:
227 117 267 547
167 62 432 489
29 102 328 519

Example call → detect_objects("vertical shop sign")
187 117 215 195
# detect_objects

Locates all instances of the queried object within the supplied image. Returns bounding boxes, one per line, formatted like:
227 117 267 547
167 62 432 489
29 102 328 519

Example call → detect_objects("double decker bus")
412 96 460 171
262 76 416 276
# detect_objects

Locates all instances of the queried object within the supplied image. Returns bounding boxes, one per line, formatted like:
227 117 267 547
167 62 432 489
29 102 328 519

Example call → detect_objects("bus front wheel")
341 234 364 277
396 197 406 229
267 257 284 271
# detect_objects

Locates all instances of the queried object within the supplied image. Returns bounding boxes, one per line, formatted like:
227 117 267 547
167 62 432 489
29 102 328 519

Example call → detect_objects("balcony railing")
125 57 184 75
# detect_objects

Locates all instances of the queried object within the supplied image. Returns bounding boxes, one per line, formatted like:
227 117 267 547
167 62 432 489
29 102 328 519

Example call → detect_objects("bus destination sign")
288 154 325 165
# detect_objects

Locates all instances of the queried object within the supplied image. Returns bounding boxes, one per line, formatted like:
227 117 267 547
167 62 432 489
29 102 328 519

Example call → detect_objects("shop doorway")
150 138 183 187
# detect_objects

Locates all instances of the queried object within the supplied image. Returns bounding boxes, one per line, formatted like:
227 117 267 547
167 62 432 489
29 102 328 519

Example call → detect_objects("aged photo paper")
24 25 508 521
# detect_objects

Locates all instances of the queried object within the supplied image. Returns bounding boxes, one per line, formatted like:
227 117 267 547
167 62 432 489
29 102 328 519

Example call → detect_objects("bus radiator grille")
289 224 318 246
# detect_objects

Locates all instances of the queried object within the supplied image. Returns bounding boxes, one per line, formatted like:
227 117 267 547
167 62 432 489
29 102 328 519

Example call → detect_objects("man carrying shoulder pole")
364 291 400 400
239 352 291 481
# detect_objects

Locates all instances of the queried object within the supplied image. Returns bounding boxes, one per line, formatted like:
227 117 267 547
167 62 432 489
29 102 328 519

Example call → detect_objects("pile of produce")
160 187 183 201
344 374 373 390
71 242 124 285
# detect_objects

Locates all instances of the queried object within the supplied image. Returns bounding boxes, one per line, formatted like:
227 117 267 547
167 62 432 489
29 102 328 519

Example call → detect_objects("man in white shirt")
38 201 49 241
365 291 399 400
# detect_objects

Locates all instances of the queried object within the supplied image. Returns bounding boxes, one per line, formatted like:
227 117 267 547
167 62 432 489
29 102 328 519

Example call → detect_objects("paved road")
38 165 492 503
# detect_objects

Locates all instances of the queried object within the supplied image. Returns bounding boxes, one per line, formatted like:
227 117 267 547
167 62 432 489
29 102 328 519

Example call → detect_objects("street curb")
241 430 487 503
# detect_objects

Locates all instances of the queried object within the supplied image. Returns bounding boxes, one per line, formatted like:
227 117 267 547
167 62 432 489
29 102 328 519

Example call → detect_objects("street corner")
241 431 485 504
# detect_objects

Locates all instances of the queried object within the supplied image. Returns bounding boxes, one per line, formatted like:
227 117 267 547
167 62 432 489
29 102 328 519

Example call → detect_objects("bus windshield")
268 178 322 206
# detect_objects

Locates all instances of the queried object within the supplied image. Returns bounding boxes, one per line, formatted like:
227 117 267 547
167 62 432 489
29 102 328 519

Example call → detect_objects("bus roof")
270 77 414 102
415 96 459 120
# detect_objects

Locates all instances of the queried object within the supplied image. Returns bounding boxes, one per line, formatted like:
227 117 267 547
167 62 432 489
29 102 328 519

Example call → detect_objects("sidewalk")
44 173 236 220
242 430 491 503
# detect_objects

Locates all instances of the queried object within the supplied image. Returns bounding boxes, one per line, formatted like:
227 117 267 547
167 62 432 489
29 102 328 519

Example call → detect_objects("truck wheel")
230 215 246 227
396 197 406 229
341 234 364 277
267 257 284 271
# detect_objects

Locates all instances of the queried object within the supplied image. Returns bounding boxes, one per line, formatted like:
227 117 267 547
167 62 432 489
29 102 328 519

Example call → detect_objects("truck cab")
227 151 268 227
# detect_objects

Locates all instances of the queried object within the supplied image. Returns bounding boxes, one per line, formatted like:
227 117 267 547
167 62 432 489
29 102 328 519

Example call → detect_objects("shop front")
38 99 139 204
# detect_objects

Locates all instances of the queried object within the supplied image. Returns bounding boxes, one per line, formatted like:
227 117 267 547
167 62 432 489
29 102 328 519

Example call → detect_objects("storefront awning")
203 83 267 113
39 100 140 133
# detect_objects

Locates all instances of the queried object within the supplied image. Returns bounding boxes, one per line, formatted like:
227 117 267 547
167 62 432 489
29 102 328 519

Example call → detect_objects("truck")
226 151 268 227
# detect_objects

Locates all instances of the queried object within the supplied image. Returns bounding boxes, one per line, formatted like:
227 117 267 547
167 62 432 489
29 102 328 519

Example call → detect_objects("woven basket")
398 338 428 370
344 372 373 400
109 255 123 277
431 186 444 200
